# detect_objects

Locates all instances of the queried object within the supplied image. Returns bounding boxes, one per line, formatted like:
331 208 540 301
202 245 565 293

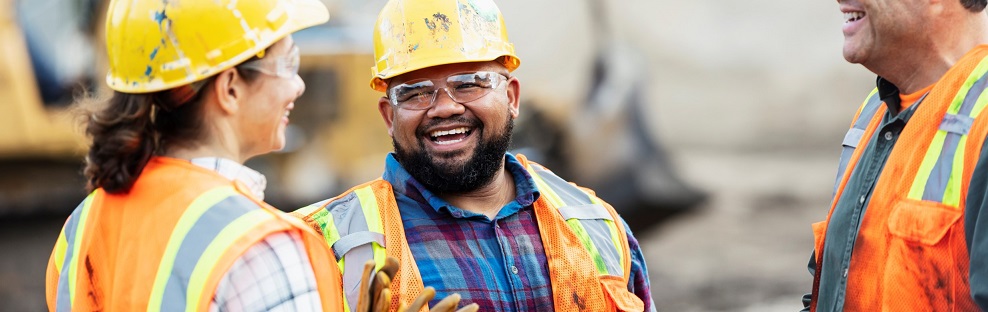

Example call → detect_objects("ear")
505 76 521 118
378 96 396 137
210 68 246 115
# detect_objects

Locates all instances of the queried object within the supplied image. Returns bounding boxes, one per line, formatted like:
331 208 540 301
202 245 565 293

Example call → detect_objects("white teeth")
844 11 864 23
430 127 469 138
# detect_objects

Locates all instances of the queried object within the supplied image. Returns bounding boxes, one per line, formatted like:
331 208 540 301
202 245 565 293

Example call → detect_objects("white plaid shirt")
190 158 323 311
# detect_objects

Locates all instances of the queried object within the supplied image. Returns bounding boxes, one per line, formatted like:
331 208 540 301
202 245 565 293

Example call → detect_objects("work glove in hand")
356 257 479 312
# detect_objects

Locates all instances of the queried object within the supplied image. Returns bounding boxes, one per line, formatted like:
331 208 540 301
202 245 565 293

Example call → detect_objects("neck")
873 12 988 94
440 166 516 219
162 120 247 163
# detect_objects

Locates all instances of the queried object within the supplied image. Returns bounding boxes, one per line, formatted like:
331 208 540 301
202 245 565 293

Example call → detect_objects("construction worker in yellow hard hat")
293 0 656 310
44 0 349 310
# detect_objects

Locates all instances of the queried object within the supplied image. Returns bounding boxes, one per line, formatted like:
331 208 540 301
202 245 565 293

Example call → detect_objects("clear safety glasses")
238 46 300 78
387 71 508 110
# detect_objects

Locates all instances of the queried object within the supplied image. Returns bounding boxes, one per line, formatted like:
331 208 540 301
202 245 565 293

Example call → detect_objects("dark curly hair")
83 65 260 194
962 0 987 12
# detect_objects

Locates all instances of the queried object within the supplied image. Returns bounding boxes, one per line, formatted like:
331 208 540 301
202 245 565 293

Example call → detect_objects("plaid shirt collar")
189 157 268 200
381 152 540 219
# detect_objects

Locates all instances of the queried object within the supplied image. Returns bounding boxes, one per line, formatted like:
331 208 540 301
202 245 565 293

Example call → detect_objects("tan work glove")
356 257 480 312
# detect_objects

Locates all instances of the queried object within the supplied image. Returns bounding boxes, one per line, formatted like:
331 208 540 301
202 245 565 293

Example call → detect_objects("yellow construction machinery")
1 0 705 232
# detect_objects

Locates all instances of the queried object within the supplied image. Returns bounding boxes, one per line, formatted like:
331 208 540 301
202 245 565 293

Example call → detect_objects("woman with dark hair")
44 0 346 310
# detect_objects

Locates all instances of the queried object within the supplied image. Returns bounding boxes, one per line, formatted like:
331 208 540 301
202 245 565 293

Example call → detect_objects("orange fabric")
811 46 988 311
45 157 343 311
900 84 936 110
328 156 641 311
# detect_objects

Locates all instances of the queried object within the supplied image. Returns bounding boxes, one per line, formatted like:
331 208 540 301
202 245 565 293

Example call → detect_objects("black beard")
394 117 514 194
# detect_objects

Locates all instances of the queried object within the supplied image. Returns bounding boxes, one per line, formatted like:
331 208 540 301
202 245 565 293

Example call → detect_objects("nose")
426 87 465 119
294 74 306 98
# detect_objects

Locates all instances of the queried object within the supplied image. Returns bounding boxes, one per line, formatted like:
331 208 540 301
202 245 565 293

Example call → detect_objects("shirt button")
859 195 866 204
511 266 519 275
884 132 893 141
843 268 848 278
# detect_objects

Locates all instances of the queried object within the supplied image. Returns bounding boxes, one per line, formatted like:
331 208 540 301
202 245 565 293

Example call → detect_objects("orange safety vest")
45 157 344 311
294 154 645 312
810 45 988 311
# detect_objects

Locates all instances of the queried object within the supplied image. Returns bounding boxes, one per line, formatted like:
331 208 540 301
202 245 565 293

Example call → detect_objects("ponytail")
83 82 211 193
83 92 157 193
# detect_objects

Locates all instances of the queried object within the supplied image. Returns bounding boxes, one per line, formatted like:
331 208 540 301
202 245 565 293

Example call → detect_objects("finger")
371 271 391 303
373 288 392 312
405 286 436 312
356 260 376 312
381 256 400 279
430 293 461 312
454 303 479 312
397 302 408 312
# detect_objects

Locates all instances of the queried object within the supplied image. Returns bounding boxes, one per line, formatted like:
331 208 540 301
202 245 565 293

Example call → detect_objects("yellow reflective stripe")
185 209 274 311
949 56 988 114
355 186 386 271
565 218 608 274
295 203 323 217
529 168 565 208
53 227 68 273
530 167 608 274
146 186 237 311
590 196 625 270
908 131 949 200
67 193 95 306
943 135 970 206
973 87 988 118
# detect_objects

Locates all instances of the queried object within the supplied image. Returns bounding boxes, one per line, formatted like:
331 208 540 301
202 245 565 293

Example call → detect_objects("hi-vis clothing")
45 157 344 311
806 45 988 311
294 153 649 311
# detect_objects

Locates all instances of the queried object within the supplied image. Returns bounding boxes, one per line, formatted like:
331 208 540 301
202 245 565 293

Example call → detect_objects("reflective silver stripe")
322 191 371 312
55 199 88 312
332 231 386 261
842 128 866 147
582 217 623 276
921 74 988 202
940 114 975 135
530 165 594 206
159 195 255 311
558 204 613 221
528 164 625 277
833 92 883 195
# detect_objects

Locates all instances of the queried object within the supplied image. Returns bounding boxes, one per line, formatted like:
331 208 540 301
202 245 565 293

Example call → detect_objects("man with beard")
803 0 988 311
292 0 655 311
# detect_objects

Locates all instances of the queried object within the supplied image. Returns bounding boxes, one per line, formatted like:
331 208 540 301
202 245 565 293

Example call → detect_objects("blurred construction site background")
0 0 872 311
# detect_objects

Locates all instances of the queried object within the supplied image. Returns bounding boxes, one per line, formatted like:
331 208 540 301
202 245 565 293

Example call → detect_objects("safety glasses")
387 71 508 110
238 46 300 78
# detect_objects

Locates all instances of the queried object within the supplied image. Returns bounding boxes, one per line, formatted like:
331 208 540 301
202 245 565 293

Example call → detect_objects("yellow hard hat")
104 0 329 93
370 0 521 91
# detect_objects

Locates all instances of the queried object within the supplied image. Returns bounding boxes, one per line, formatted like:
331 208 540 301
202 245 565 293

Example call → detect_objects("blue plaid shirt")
382 153 655 311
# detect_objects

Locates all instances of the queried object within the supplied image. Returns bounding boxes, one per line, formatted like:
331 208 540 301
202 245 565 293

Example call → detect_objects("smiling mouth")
844 11 865 23
429 127 473 145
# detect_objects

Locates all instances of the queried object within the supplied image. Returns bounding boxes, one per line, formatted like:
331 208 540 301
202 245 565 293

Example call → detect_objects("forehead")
388 61 506 86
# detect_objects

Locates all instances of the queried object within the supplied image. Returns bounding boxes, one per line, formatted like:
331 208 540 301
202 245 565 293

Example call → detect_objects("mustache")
415 116 482 136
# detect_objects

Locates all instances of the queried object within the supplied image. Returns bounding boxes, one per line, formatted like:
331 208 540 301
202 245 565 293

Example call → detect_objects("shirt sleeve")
621 217 657 312
800 252 816 312
210 231 323 312
965 135 988 311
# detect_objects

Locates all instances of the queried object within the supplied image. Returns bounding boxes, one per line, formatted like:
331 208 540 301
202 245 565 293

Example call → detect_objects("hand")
356 257 479 312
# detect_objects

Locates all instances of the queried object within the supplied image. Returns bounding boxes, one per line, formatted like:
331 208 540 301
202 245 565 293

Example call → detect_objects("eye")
397 89 435 102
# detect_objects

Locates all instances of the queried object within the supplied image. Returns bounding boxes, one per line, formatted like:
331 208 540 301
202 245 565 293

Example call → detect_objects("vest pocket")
599 274 645 312
887 199 961 245
883 199 962 310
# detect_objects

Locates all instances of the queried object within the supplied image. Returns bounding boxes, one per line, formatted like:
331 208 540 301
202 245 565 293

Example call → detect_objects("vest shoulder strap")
524 161 631 278
832 89 884 195
298 179 389 312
